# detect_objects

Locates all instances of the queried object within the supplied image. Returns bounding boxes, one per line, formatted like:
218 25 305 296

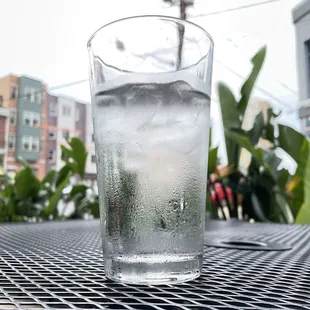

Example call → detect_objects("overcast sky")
0 0 303 158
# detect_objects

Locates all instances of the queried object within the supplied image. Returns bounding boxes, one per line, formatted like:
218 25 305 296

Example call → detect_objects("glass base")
105 254 202 285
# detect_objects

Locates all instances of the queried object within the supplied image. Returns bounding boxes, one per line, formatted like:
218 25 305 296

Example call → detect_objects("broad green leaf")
208 147 218 175
277 169 289 190
218 82 242 166
278 124 305 163
296 147 310 223
42 170 56 186
290 180 304 218
218 82 240 128
56 165 72 187
264 123 275 145
15 167 40 200
248 111 265 145
275 192 294 224
44 171 72 219
69 184 88 198
250 192 268 222
295 139 309 178
67 138 88 178
238 46 267 116
224 129 264 166
209 128 212 148
60 145 73 160
263 150 281 177
296 203 310 224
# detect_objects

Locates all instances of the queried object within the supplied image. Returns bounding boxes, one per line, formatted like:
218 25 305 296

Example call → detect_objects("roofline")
292 0 310 24
48 92 90 105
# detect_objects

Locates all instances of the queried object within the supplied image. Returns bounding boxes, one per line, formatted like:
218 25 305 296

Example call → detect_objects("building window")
63 130 70 140
0 95 3 107
23 111 40 127
92 133 95 142
22 136 31 151
23 111 32 126
22 136 39 152
33 113 40 127
306 116 310 127
11 84 18 100
24 87 38 103
62 105 71 117
25 86 31 102
48 130 56 140
91 155 96 163
9 110 16 126
8 134 15 151
35 92 42 104
32 137 39 151
48 150 55 163
49 102 57 116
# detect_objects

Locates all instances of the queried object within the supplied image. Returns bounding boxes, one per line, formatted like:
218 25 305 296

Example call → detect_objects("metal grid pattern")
0 220 309 309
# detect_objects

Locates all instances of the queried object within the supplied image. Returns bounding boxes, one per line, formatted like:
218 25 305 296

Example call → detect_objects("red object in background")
226 187 233 206
214 183 225 201
211 190 217 205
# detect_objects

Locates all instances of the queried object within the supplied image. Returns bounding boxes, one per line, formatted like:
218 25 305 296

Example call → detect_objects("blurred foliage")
210 45 310 223
0 137 99 222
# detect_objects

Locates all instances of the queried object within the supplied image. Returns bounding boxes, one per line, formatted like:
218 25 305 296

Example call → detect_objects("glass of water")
87 15 213 284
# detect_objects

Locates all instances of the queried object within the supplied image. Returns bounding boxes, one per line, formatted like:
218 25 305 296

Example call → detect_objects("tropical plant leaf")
275 192 294 224
224 129 264 166
218 82 242 166
296 202 310 224
56 165 72 187
67 138 88 178
277 169 290 190
15 167 40 200
278 125 305 164
250 191 268 222
296 147 310 223
42 170 56 186
44 171 72 219
248 112 265 146
218 82 240 128
208 147 218 175
238 46 267 117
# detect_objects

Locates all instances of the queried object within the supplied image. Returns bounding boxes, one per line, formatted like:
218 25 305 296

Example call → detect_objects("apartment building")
0 74 47 179
46 94 96 180
0 107 9 168
0 73 97 180
292 0 310 136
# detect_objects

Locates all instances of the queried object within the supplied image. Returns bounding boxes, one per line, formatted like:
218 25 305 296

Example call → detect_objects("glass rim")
87 14 214 49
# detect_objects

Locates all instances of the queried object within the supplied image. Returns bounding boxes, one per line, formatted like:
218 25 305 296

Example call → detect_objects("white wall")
85 103 97 175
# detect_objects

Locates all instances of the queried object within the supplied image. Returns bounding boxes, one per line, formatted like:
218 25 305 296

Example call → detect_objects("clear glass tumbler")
87 15 213 284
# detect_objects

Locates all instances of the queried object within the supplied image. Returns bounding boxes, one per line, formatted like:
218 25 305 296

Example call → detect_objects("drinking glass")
87 15 213 284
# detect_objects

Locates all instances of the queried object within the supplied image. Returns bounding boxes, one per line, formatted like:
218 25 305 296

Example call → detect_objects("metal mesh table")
0 220 309 309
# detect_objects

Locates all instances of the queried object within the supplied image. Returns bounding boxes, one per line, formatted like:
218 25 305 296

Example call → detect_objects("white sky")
0 0 303 159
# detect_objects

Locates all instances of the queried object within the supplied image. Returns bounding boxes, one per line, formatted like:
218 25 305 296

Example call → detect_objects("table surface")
0 220 309 309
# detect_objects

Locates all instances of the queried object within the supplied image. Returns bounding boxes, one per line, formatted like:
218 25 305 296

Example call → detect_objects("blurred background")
0 0 309 223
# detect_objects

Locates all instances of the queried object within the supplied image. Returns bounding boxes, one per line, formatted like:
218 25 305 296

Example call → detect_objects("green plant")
0 137 99 222
214 46 310 223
